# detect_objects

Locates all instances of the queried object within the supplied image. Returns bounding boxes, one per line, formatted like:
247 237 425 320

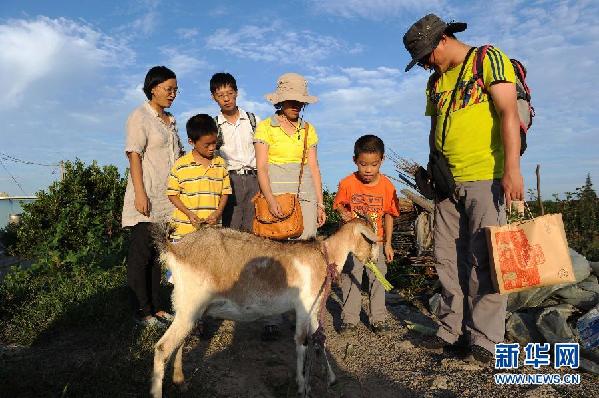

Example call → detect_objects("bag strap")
214 115 224 149
247 111 257 133
296 121 309 195
440 46 476 152
472 45 491 91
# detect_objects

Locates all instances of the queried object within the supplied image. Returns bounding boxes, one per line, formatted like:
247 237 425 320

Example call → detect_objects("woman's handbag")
252 122 309 240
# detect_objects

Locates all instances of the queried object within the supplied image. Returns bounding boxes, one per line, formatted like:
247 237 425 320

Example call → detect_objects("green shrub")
528 174 599 261
320 189 342 236
0 159 130 345
5 159 127 270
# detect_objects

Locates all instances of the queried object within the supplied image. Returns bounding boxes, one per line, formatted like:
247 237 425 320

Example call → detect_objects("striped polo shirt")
166 152 232 240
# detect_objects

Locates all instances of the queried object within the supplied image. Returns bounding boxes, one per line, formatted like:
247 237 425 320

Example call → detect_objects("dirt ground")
1 286 597 397
157 289 598 398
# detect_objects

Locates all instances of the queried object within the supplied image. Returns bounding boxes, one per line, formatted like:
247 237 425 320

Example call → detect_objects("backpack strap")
427 71 441 103
472 45 492 91
214 115 224 149
247 111 257 134
510 59 531 101
440 46 476 152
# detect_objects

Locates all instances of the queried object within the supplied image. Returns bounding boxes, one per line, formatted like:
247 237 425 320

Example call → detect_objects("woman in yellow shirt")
254 73 326 241
254 73 326 341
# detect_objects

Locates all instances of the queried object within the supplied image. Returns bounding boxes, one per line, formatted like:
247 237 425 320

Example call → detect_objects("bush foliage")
0 160 129 345
528 174 599 261
5 159 127 269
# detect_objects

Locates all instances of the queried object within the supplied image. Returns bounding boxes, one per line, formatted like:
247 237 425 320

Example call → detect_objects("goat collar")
320 241 340 282
312 241 340 347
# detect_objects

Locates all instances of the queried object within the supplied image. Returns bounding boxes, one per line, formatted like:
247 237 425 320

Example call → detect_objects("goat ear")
358 224 378 243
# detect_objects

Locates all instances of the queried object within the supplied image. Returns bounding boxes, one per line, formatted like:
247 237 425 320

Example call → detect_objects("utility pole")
59 161 65 181
536 164 545 216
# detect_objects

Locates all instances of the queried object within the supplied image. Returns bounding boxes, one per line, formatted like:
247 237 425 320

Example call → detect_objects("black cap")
403 14 467 72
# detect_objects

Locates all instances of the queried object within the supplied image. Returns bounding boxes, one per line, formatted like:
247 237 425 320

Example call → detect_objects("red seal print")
494 229 544 291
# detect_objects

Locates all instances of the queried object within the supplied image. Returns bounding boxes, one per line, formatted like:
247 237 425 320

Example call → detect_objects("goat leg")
321 345 337 386
296 339 310 397
172 344 185 385
151 316 195 398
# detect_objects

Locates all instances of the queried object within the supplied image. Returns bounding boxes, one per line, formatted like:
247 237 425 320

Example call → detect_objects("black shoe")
471 345 494 365
419 335 450 351
338 322 357 336
370 321 393 335
261 325 281 341
444 339 471 358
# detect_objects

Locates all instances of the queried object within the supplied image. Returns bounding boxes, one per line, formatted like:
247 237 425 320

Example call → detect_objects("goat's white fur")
150 219 378 397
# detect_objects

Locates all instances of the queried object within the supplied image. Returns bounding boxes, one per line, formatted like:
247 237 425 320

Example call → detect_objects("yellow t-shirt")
166 152 232 240
253 115 318 164
425 46 516 182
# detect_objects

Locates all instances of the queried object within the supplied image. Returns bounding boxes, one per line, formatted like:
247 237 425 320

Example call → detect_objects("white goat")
151 219 379 397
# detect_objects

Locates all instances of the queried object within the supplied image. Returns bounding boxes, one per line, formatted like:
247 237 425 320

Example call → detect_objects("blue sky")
0 0 598 198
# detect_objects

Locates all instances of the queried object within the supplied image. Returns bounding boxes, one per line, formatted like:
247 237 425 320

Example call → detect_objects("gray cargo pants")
222 172 259 232
341 246 388 325
434 179 507 352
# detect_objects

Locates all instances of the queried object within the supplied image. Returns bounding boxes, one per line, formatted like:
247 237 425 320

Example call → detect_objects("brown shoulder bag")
252 122 309 240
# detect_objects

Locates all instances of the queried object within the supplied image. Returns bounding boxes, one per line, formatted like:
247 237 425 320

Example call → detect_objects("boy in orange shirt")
333 134 399 335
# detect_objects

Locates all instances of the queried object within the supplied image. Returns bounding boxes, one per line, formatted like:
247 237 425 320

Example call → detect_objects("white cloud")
302 66 431 188
236 88 273 116
0 17 138 194
209 6 229 17
308 0 448 20
176 27 200 39
120 0 161 37
160 48 209 76
453 0 599 193
0 17 132 107
130 9 157 36
205 23 360 63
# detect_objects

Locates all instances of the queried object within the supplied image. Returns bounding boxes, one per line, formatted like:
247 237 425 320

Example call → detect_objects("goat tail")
151 219 174 254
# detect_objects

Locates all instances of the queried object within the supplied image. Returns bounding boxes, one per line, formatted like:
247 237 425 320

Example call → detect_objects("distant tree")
555 174 599 260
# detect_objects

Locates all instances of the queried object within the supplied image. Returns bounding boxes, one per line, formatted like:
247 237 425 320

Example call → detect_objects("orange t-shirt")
333 173 400 238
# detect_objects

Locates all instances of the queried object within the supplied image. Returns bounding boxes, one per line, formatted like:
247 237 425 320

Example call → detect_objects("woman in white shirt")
122 66 183 326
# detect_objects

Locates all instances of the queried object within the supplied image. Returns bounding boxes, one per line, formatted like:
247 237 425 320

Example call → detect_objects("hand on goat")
205 211 221 225
338 208 354 223
188 213 204 228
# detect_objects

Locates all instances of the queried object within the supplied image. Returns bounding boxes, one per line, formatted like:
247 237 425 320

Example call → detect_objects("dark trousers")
127 222 162 318
222 173 259 232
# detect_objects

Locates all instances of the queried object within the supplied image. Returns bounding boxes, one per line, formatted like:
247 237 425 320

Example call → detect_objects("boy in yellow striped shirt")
167 114 232 242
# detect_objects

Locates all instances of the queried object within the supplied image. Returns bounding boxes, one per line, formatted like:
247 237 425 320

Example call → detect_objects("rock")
430 375 448 390
344 343 354 360
404 320 437 336
396 340 415 351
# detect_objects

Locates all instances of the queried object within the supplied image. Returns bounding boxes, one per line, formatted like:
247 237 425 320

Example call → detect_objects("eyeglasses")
157 85 179 95
214 91 237 100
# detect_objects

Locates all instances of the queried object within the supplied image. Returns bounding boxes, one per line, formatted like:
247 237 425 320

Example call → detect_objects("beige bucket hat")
265 73 318 105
